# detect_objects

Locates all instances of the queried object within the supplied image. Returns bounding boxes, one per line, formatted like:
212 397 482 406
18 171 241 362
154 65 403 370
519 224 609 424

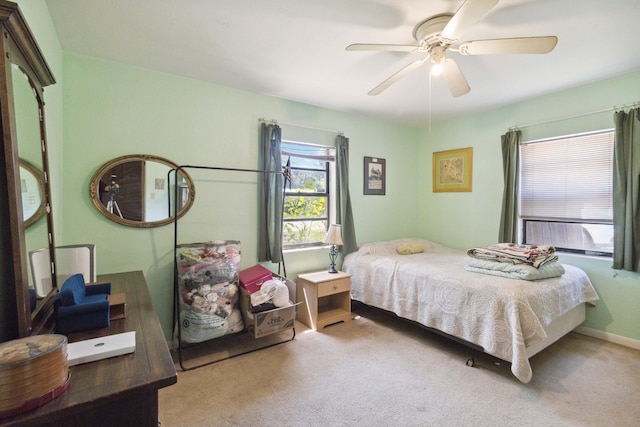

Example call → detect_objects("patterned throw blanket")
466 243 558 268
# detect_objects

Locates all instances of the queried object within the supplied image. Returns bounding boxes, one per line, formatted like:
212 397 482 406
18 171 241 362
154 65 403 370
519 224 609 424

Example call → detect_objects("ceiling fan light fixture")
431 62 444 76
430 46 446 76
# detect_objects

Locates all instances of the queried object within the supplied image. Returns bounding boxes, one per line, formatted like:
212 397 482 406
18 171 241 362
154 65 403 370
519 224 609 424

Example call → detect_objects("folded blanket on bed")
466 243 558 268
464 256 565 280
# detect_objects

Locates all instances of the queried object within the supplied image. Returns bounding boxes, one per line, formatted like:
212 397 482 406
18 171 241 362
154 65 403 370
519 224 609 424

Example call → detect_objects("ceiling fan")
346 0 557 97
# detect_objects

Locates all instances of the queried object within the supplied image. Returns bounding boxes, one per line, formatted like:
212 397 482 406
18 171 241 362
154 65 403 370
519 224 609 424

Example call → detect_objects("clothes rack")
170 164 294 371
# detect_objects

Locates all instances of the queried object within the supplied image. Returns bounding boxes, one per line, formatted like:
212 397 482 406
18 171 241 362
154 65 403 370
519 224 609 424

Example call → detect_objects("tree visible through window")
520 129 614 256
281 140 335 248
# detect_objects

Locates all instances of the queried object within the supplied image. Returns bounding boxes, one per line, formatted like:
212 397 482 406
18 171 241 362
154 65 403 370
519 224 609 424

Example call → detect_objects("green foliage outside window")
281 140 333 247
283 179 327 245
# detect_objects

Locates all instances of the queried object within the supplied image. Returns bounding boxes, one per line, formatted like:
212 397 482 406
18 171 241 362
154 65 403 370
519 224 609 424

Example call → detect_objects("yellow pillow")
396 242 424 255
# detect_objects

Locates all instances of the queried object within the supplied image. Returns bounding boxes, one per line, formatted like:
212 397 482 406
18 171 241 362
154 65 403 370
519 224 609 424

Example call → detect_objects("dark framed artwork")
364 156 386 195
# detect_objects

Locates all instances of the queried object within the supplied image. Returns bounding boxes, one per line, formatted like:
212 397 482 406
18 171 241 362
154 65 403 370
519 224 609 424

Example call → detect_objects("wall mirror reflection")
20 159 46 228
89 154 195 227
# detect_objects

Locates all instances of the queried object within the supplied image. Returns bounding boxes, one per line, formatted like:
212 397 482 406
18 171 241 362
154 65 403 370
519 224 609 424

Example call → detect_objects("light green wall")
17 0 640 344
418 71 640 341
60 53 419 339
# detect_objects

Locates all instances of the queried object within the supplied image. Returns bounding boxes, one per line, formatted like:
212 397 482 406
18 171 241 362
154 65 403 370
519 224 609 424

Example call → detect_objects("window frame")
281 139 336 250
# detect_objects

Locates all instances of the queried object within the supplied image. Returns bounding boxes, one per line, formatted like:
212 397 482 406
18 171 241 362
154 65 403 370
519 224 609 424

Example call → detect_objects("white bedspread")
342 239 599 383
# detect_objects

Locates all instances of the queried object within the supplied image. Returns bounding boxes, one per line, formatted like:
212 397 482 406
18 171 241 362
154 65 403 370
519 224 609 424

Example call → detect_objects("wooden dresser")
1 271 177 427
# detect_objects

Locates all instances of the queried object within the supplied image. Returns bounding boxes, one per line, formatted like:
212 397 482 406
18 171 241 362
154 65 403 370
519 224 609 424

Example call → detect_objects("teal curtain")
336 135 358 254
258 123 284 263
498 130 521 243
612 108 640 272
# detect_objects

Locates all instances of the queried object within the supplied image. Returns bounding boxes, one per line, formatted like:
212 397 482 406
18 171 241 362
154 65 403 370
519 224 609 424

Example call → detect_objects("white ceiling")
44 0 640 128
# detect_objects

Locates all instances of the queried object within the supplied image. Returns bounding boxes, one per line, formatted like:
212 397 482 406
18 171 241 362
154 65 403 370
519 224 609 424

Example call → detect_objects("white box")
67 331 136 366
239 275 299 338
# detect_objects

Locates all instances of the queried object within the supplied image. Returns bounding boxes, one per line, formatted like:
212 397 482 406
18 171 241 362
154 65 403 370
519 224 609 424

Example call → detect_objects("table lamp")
323 224 343 273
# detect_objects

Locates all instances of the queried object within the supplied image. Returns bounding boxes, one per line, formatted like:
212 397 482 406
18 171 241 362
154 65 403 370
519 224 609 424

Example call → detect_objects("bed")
342 238 599 383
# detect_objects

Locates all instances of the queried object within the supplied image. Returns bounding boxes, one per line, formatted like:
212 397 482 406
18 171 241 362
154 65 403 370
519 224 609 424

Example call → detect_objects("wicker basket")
0 334 70 419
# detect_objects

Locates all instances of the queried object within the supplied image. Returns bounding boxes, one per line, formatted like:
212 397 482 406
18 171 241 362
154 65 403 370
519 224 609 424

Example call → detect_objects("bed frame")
356 300 586 368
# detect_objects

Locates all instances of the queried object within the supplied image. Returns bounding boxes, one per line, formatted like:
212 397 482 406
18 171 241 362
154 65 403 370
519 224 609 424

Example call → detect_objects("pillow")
396 241 424 255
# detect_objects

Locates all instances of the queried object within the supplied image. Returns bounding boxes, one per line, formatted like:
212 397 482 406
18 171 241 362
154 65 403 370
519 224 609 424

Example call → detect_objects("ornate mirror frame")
0 1 56 339
89 154 196 228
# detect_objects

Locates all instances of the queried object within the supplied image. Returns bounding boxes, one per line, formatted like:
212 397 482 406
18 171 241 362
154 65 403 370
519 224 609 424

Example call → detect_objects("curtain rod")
259 118 343 136
509 101 639 131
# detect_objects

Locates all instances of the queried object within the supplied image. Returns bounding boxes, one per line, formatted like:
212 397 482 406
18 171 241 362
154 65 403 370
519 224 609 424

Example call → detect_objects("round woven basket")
0 334 70 419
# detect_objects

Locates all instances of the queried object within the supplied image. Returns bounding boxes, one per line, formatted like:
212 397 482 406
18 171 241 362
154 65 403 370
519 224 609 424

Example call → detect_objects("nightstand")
297 270 351 331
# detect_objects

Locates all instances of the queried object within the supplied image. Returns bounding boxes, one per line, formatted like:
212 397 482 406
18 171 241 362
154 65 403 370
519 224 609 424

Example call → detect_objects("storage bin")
239 274 300 338
238 264 273 294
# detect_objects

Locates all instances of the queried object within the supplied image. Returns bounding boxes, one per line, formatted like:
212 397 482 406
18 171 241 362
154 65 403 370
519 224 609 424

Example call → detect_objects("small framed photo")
432 147 472 192
155 178 165 190
364 156 386 195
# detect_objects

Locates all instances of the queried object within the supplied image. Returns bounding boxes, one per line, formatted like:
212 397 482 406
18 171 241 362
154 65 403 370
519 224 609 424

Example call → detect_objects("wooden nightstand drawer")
317 277 350 297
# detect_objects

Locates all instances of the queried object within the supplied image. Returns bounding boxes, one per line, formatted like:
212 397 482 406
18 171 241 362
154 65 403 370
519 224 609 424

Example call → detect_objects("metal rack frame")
170 164 294 371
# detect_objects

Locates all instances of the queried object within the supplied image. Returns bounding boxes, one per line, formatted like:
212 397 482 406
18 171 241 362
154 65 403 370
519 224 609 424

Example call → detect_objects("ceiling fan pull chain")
428 71 433 132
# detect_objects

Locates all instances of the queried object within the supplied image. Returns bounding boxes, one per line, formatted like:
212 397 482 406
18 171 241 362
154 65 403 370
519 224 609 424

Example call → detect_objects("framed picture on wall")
364 156 386 195
432 147 472 192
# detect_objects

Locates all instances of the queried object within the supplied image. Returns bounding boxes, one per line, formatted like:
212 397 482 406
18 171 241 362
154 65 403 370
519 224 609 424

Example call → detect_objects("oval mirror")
20 159 46 228
89 154 195 227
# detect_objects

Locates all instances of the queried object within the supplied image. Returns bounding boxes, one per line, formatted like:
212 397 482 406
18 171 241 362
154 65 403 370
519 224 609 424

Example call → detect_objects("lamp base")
328 244 338 274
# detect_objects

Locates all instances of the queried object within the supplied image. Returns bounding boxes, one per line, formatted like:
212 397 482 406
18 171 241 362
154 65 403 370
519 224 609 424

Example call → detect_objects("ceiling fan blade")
458 36 558 55
346 43 419 52
441 0 499 41
368 59 426 96
442 58 470 97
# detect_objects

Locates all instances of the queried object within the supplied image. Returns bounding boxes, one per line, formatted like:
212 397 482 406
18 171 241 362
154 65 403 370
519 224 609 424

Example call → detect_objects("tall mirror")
0 2 56 341
89 154 195 228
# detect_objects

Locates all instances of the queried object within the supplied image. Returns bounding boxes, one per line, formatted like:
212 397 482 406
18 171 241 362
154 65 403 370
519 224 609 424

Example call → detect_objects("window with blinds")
281 140 336 248
520 129 614 256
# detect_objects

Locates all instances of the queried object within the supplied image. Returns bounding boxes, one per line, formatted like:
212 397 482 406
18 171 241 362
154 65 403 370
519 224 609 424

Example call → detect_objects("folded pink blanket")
466 243 558 268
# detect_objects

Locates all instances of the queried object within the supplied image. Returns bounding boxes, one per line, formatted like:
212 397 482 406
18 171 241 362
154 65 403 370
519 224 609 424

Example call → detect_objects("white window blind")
520 130 614 223
282 140 335 162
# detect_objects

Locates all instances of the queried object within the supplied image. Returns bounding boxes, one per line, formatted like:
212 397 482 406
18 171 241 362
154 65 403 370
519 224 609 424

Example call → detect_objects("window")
520 129 614 256
281 140 336 249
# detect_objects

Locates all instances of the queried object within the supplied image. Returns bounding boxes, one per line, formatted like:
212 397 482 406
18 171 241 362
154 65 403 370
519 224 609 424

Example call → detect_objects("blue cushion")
29 289 37 312
59 273 87 305
85 282 111 296
83 294 108 304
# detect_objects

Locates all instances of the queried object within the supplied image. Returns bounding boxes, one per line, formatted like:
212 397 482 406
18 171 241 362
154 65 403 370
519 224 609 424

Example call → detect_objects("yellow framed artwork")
432 147 472 192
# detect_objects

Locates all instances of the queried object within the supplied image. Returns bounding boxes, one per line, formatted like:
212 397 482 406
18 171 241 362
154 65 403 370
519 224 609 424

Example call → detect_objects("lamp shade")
323 224 343 246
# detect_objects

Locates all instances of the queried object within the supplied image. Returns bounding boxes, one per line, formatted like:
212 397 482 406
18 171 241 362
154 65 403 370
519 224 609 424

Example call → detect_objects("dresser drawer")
317 277 350 298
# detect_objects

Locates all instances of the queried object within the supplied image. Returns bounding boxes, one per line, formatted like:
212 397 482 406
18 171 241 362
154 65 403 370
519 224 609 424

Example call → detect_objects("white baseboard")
574 326 640 350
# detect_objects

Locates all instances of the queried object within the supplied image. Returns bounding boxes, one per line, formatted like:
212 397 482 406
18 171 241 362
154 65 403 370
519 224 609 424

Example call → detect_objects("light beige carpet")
159 303 640 426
